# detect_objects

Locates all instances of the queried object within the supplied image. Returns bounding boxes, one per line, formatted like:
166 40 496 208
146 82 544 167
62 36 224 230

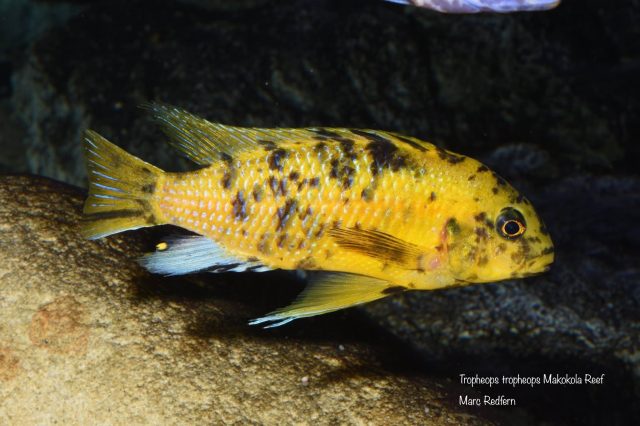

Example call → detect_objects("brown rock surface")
0 175 497 425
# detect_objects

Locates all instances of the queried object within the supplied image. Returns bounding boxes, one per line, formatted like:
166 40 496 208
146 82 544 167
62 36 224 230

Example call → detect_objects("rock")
0 0 82 54
0 175 497 425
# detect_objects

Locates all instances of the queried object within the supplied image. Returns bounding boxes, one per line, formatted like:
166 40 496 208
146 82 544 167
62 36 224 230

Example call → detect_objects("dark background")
0 0 638 424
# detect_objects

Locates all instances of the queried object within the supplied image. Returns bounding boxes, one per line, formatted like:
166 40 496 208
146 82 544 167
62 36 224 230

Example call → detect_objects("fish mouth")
520 251 554 276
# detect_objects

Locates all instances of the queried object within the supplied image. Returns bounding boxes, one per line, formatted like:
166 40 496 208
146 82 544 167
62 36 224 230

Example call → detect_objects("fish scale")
81 104 554 327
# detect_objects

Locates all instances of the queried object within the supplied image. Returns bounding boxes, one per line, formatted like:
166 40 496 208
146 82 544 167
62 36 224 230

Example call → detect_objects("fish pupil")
504 221 521 236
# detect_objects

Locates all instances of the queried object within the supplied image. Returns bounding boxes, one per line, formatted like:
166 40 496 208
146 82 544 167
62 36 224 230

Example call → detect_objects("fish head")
444 166 554 284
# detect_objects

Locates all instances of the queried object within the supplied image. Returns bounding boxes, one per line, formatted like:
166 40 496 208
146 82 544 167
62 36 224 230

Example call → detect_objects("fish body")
83 105 553 327
384 0 561 13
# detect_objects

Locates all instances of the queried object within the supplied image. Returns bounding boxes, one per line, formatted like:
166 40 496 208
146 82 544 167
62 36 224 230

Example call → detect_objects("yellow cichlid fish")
82 104 554 327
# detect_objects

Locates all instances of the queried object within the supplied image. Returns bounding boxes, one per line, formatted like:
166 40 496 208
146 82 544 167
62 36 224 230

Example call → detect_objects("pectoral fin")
329 227 423 267
249 273 404 328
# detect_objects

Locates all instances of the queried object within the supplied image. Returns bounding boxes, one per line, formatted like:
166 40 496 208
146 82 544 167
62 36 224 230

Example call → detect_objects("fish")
383 0 561 13
82 104 554 327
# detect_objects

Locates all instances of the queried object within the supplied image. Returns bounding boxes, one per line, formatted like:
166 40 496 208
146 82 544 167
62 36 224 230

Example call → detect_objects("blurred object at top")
384 0 560 13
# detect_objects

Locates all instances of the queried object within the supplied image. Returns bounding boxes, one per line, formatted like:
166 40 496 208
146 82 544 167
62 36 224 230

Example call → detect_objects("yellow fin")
146 103 334 164
82 130 164 239
145 103 434 166
249 273 404 328
329 227 423 267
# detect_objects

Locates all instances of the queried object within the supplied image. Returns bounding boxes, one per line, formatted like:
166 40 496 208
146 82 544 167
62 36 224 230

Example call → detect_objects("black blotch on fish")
391 134 428 152
314 142 328 155
314 223 328 238
510 239 531 265
361 187 374 202
540 246 554 255
252 183 264 202
430 192 436 201
232 190 247 221
492 187 499 195
337 138 357 160
474 212 487 222
257 139 277 151
492 172 508 187
276 233 289 249
297 178 308 190
477 165 489 173
329 158 355 189
276 198 298 232
268 148 288 172
446 218 461 235
312 128 341 139
436 147 465 164
221 169 234 190
475 227 489 240
468 175 476 181
510 193 526 204
220 152 233 164
268 176 287 197
257 233 270 254
289 171 300 181
141 183 155 194
309 177 320 188
382 286 406 295
211 263 242 272
477 255 489 266
353 130 407 176
296 257 317 269
330 159 340 179
268 176 278 196
299 206 313 220
279 178 288 197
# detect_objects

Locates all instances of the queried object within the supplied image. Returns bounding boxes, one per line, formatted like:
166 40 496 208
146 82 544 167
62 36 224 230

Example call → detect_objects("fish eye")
496 208 526 240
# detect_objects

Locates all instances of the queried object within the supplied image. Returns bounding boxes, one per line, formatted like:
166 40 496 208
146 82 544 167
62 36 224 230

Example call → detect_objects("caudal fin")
82 130 165 239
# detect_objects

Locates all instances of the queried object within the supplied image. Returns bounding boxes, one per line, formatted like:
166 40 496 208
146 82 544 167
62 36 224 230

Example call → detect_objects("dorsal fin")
144 103 254 165
145 103 434 166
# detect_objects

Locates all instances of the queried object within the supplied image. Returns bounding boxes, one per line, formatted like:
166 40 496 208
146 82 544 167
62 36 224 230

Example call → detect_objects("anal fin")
249 273 403 328
139 235 270 276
